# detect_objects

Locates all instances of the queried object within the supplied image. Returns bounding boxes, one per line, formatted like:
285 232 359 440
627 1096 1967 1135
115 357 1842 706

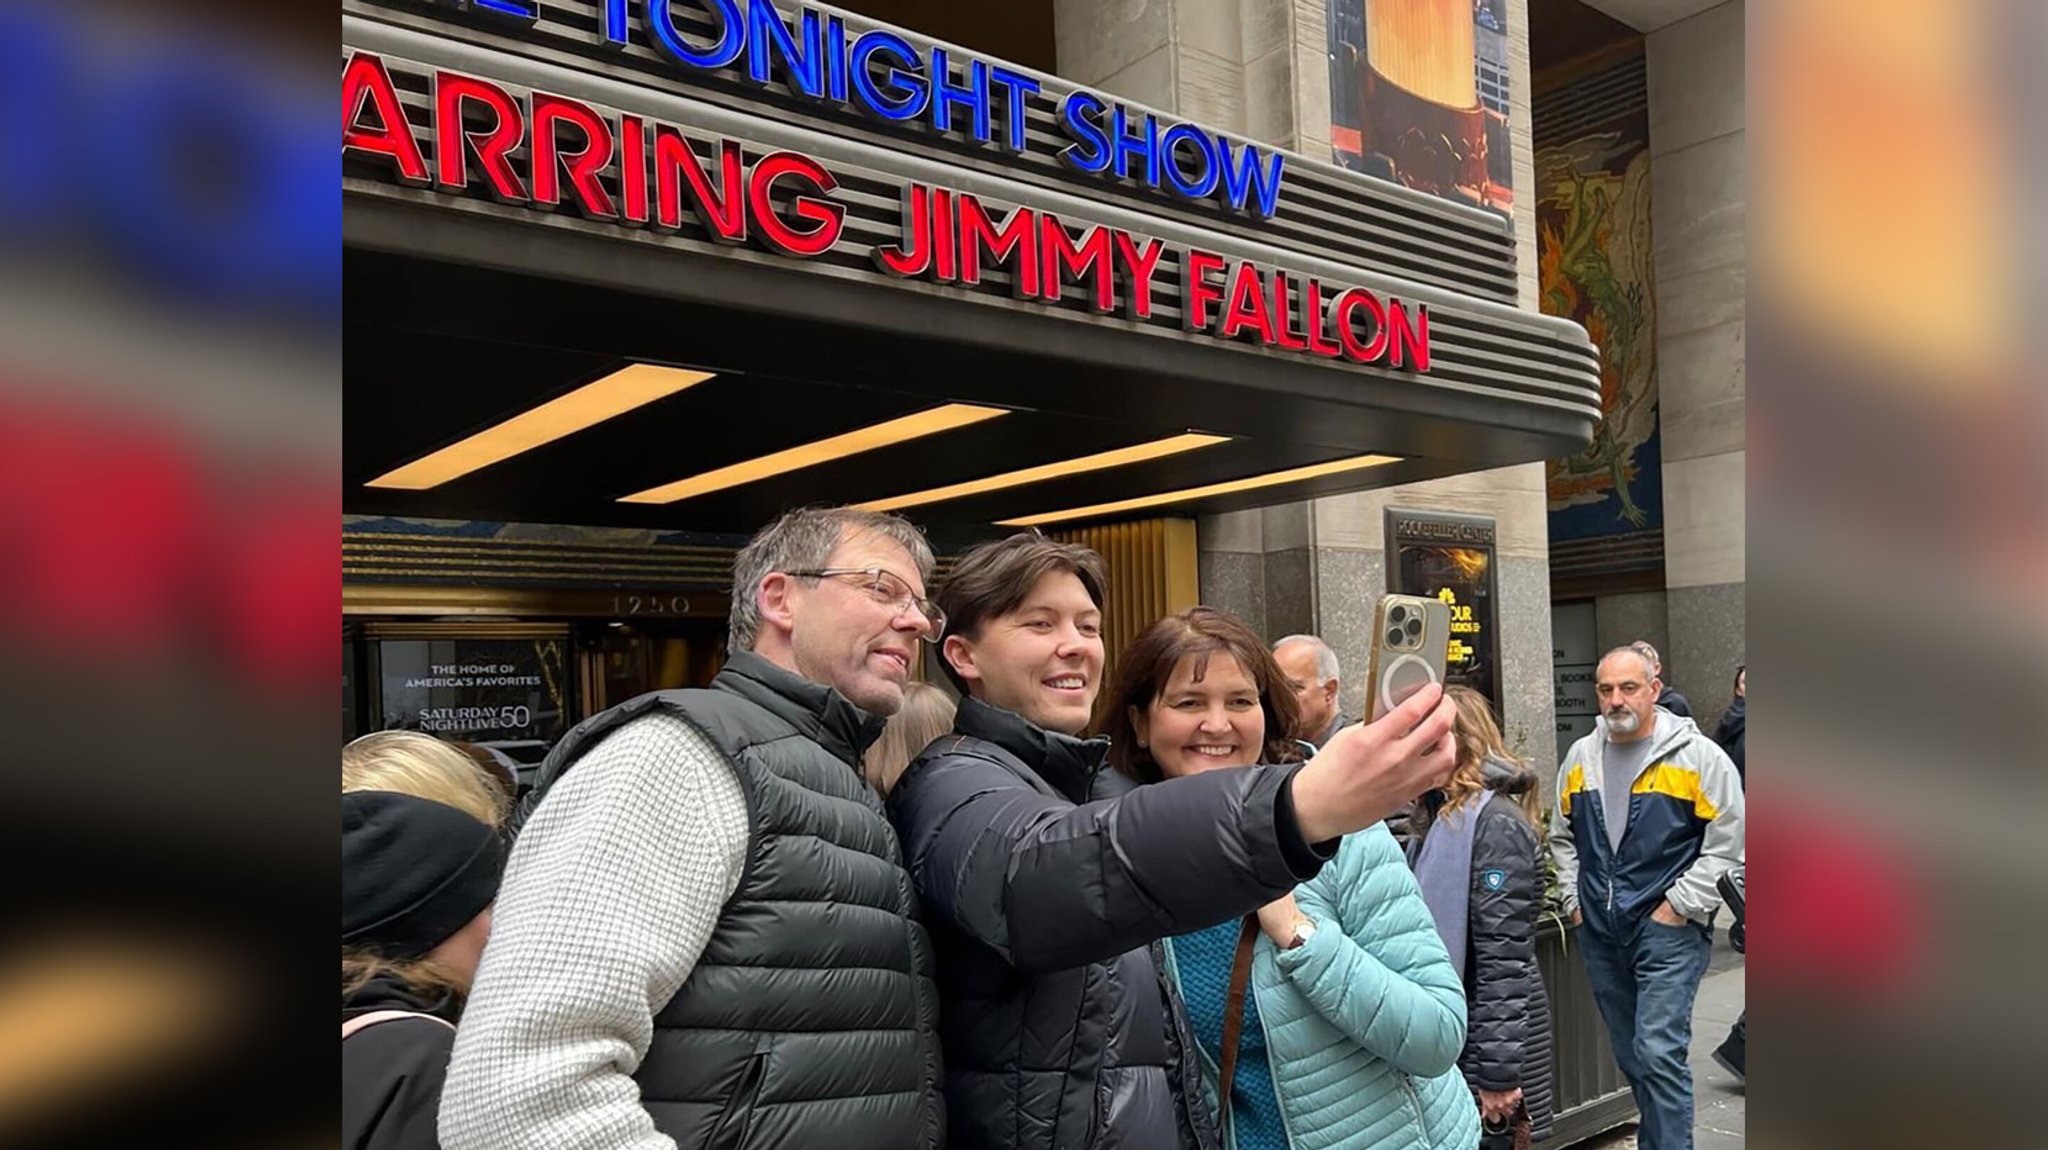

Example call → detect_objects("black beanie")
343 791 505 961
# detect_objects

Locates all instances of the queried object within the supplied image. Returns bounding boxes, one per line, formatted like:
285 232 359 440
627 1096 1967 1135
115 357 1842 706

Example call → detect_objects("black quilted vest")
519 653 944 1150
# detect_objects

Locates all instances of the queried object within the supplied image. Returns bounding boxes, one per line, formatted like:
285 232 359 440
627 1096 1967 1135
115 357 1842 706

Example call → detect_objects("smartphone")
1361 593 1451 722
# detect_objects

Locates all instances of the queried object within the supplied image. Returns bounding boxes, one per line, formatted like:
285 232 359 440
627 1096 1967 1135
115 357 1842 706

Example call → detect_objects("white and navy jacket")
1549 713 1745 939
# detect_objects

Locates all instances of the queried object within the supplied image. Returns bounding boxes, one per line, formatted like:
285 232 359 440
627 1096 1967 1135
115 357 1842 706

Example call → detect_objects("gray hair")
1604 646 1658 680
1274 634 1341 684
727 507 935 655
1629 640 1663 672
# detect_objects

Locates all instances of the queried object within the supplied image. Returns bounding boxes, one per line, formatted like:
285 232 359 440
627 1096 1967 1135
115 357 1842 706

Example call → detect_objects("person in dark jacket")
889 534 1461 1150
343 790 505 1150
1712 664 1745 784
1410 688 1554 1150
1632 641 1693 719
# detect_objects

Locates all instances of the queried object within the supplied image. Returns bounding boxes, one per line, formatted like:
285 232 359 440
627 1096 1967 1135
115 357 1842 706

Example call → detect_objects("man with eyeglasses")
444 508 949 1150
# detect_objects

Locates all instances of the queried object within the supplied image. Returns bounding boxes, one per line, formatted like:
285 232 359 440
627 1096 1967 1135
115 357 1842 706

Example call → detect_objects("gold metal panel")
345 584 731 619
360 620 571 639
1047 518 1200 730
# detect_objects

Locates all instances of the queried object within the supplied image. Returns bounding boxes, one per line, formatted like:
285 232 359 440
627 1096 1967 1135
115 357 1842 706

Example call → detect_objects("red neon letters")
1183 248 1431 370
876 187 1163 318
532 93 617 217
342 54 1431 372
342 57 841 256
341 54 427 185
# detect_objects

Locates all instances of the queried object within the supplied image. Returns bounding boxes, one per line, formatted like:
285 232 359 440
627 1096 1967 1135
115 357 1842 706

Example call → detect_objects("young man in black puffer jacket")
889 534 1462 1150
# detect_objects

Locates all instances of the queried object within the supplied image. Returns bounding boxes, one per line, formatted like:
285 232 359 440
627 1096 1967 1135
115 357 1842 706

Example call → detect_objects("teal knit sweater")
1175 917 1288 1150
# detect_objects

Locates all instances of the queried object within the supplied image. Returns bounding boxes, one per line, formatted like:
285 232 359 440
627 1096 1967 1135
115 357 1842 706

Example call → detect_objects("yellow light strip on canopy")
366 363 715 490
619 403 1009 505
997 453 1403 527
854 433 1232 513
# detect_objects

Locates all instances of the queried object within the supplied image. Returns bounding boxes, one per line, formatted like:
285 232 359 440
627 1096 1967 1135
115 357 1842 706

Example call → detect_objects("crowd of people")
341 506 1746 1150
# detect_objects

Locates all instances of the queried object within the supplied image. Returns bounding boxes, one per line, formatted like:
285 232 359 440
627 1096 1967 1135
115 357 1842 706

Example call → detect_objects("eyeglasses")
786 567 946 641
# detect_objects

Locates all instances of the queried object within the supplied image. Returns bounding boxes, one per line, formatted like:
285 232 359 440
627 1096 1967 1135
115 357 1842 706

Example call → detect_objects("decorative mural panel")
1535 53 1664 554
1328 0 1515 218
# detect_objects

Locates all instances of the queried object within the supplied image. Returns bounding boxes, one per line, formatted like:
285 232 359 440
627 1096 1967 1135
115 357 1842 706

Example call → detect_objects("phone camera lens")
1385 627 1404 647
1388 605 1409 625
1404 616 1422 638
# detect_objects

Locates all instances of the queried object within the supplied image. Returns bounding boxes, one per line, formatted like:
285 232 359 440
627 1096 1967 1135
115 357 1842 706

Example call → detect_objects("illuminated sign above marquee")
407 0 1288 217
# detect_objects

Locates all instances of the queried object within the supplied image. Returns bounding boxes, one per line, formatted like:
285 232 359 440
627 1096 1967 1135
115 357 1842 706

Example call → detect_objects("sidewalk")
1570 934 1746 1149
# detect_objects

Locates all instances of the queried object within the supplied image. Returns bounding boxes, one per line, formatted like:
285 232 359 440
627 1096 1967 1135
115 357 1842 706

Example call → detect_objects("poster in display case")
1385 508 1500 714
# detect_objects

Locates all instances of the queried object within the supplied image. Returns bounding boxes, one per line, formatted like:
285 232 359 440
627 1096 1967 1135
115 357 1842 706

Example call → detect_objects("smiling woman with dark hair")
1101 606 1305 782
1109 605 1480 1150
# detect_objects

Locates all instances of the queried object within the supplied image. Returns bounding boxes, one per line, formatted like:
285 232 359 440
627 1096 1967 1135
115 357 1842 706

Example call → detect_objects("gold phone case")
1362 593 1452 722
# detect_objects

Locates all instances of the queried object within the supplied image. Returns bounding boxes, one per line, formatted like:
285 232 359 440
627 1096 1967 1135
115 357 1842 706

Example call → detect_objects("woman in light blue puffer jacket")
1105 608 1481 1150
1248 824 1482 1150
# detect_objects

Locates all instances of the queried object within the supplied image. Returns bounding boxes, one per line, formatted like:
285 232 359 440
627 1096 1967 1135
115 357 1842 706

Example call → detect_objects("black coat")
1713 696 1746 783
342 973 461 1150
1416 760 1555 1139
888 697 1326 1150
1656 684 1694 719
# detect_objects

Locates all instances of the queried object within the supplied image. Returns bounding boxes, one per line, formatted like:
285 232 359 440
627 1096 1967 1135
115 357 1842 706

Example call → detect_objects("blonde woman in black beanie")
343 791 505 1150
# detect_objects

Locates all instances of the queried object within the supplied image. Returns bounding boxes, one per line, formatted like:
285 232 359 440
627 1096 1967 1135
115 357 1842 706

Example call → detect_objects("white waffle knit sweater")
439 712 750 1150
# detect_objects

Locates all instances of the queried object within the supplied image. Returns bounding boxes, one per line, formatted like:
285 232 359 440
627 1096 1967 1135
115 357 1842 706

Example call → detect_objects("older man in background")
1274 633 1350 749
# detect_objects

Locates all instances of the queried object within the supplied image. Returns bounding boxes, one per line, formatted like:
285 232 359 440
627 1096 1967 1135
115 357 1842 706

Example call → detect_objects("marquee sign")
342 50 1434 371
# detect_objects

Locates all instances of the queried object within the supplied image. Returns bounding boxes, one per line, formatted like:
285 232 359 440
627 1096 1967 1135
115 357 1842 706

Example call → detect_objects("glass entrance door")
580 620 727 715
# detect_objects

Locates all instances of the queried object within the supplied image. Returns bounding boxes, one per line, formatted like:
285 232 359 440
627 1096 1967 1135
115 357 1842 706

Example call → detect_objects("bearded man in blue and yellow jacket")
1550 646 1744 1150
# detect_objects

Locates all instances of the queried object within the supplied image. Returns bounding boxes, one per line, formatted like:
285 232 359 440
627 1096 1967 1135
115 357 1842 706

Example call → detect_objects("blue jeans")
1579 915 1713 1150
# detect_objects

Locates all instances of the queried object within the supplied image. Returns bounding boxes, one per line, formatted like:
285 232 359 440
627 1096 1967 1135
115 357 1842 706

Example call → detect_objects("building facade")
342 0 1742 783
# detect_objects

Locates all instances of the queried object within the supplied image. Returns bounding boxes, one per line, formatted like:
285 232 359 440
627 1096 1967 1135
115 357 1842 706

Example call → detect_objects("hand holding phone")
1290 683 1457 840
1289 595 1460 841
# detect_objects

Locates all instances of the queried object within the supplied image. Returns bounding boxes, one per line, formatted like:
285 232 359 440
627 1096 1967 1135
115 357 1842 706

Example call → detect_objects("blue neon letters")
473 0 1285 217
849 30 926 121
646 0 743 69
747 1 823 95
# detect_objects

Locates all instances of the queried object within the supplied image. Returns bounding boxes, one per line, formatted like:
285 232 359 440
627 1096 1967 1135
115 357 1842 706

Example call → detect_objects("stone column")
1056 0 1266 647
1053 0 1248 131
1052 0 1334 155
1190 502 1317 644
1195 508 1269 638
1648 0 1745 725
